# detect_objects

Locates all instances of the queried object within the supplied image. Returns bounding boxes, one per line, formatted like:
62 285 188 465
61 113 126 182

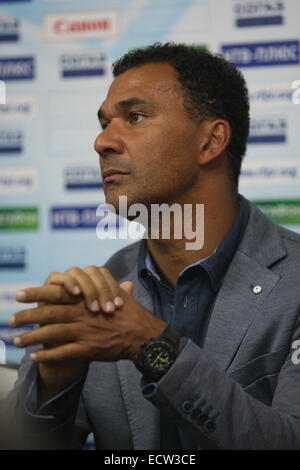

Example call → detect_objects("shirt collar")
138 194 250 292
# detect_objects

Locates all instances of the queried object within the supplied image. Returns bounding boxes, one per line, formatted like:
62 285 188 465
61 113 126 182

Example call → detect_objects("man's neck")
146 192 239 289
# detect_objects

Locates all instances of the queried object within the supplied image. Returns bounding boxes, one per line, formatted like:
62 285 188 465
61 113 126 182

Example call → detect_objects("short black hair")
112 42 250 189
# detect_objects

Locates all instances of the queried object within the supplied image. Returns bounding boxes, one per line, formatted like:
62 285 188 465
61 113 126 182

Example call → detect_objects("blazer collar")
237 198 287 268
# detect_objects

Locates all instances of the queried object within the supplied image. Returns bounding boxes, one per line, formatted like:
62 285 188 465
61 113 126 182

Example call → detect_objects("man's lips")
102 169 130 183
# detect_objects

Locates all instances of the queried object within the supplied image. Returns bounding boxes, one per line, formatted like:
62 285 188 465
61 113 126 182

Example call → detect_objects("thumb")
120 281 134 296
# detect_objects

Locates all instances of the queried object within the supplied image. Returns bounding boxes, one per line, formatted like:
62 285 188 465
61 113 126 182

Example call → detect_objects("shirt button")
253 285 262 294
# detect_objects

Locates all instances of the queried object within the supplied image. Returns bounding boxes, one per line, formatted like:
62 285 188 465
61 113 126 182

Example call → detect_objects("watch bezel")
137 338 177 381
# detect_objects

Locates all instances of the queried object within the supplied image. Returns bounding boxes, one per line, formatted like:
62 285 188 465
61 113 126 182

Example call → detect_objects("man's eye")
101 122 109 130
129 112 145 123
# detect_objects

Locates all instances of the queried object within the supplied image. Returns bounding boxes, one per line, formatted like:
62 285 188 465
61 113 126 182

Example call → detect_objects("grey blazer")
4 199 300 449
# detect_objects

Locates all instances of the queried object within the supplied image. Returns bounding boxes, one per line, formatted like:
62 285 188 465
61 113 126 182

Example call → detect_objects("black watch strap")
158 324 181 351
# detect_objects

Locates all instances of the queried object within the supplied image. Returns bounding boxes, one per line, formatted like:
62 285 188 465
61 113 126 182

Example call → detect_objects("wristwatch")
136 324 182 382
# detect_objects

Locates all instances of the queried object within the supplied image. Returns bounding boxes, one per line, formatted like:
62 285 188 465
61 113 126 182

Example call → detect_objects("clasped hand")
9 266 166 365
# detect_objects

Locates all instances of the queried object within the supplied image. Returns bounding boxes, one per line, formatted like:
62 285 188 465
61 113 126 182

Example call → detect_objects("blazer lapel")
203 251 281 370
203 201 287 371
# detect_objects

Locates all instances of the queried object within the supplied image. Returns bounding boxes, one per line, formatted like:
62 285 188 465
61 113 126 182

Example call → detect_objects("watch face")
143 340 175 379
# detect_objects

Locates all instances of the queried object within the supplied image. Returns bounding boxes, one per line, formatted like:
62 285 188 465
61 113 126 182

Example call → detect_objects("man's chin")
104 192 147 221
104 192 129 214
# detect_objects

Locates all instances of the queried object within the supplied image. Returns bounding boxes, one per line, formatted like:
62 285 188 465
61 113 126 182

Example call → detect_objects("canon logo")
44 10 120 41
54 18 110 34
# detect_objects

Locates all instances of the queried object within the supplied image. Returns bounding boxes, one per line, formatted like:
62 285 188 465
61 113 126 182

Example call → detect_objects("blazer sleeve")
142 331 300 450
2 346 91 449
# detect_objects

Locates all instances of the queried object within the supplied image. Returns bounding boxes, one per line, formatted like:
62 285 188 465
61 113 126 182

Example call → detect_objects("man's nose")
94 124 124 157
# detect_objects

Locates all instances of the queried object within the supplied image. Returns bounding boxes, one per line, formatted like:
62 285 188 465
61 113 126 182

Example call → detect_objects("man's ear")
197 119 231 166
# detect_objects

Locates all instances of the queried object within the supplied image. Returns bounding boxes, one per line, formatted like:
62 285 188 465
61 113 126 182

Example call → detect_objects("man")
4 43 300 449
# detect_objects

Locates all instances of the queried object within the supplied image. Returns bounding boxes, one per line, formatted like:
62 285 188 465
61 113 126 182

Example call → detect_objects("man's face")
94 62 203 211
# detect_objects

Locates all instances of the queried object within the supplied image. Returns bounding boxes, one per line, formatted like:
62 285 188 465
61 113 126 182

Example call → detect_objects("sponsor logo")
241 162 299 184
248 116 287 143
0 247 25 269
44 10 120 41
221 40 299 67
60 52 106 78
233 0 284 27
0 207 38 230
0 283 36 311
0 324 33 346
0 96 37 121
0 130 23 154
0 56 35 81
51 205 117 230
0 17 20 42
254 200 300 224
249 82 293 106
63 166 102 190
0 168 39 194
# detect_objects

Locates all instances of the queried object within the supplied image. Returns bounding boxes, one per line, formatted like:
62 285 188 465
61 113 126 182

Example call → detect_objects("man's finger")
15 285 79 304
9 303 82 328
9 307 43 328
30 342 87 363
65 266 109 313
83 266 117 314
13 323 76 348
94 267 125 312
45 272 82 296
120 281 134 296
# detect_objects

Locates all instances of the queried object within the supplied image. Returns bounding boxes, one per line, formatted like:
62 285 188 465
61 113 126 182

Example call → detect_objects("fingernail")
105 301 115 313
15 290 26 301
30 353 37 362
114 296 123 308
90 300 100 312
8 315 15 327
14 336 21 347
73 285 81 295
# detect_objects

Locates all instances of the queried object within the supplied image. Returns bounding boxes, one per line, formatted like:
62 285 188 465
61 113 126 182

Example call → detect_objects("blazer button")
196 413 208 426
205 420 216 432
191 408 201 419
181 400 193 413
